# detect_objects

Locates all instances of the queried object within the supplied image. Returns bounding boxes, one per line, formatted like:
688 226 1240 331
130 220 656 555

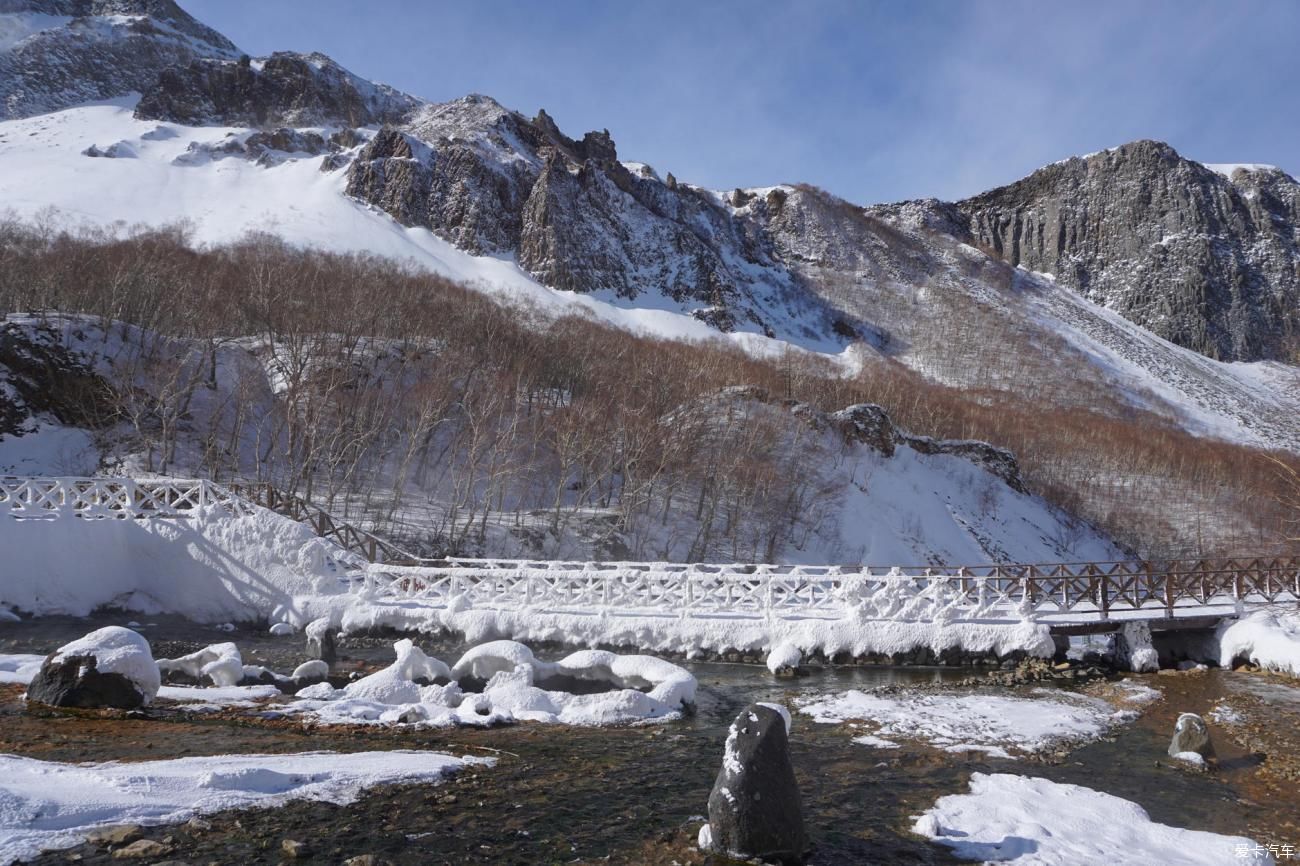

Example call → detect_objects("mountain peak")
956 138 1299 362
0 0 239 119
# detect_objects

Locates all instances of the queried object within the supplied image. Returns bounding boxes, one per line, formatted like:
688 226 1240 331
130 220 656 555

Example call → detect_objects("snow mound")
285 639 696 727
1218 610 1300 678
157 643 243 688
799 688 1134 756
914 772 1269 865
0 750 488 865
49 627 160 704
766 642 802 673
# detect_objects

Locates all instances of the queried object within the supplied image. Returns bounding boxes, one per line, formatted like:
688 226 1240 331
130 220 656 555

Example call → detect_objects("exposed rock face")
1168 712 1215 760
899 435 1026 494
135 51 419 128
0 0 240 120
0 320 116 438
343 96 846 337
957 141 1300 361
704 702 806 864
830 403 895 457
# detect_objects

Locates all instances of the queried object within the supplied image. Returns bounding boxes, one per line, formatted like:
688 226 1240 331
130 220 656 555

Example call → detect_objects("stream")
2 613 1298 865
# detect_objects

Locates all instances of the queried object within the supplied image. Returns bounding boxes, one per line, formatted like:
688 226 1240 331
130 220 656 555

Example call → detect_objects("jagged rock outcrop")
0 0 240 119
957 140 1300 361
829 403 895 457
341 96 843 336
135 51 419 128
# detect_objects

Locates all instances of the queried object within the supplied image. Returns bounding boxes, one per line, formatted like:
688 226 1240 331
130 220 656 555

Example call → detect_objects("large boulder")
1168 712 1216 762
27 627 160 709
702 702 807 864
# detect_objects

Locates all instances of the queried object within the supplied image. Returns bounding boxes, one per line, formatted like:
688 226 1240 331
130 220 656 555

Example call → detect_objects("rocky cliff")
135 51 420 127
0 0 240 119
956 140 1300 361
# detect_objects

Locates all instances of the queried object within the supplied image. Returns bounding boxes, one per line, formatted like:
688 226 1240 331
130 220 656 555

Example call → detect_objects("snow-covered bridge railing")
0 476 255 520
5 476 1298 625
359 557 1300 624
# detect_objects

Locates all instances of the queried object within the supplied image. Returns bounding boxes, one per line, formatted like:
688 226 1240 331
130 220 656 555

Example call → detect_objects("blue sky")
185 0 1299 205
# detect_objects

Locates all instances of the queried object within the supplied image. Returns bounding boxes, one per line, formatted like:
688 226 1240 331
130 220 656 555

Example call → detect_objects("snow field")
798 688 1140 757
914 772 1271 865
0 750 490 866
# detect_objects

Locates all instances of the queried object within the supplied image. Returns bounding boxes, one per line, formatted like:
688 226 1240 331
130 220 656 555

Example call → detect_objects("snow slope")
0 101 840 362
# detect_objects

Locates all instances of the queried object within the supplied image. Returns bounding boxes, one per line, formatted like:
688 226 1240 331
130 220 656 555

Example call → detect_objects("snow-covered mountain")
0 1 1296 561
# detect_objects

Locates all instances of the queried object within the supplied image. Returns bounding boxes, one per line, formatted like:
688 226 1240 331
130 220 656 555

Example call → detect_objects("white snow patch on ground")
0 750 488 866
155 684 283 704
0 654 44 685
799 689 1134 756
1217 610 1300 678
1112 680 1162 705
1203 162 1280 178
914 772 1271 864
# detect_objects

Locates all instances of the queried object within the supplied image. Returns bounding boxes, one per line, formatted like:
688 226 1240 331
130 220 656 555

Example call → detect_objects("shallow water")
2 613 1298 865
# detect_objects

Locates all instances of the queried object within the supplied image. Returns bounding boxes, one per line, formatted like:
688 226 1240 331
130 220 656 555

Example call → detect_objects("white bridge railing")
0 476 254 520
5 476 1297 625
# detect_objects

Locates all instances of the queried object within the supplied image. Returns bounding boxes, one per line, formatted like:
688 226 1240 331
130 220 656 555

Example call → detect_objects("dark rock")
704 703 806 864
829 403 895 456
899 434 1025 493
957 140 1300 362
135 51 419 128
27 654 147 709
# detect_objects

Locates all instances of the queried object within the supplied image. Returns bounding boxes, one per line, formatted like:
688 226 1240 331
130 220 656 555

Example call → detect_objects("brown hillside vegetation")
0 218 1295 560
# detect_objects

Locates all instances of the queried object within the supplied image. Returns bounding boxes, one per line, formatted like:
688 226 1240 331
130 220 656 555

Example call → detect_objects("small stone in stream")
703 703 807 864
343 856 391 866
185 817 212 832
112 839 173 859
1169 713 1216 761
281 839 308 858
305 617 337 666
86 824 143 846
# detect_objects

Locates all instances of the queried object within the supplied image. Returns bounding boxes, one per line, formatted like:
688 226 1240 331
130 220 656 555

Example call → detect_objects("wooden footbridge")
4 476 1298 631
